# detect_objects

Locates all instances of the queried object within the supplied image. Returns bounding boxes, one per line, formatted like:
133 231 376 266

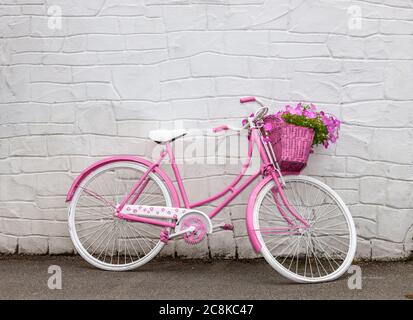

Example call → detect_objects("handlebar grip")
240 96 256 104
213 125 229 133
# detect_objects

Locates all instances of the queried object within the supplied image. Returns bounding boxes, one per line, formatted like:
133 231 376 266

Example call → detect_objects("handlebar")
240 96 256 104
240 96 266 108
212 97 269 134
213 125 229 133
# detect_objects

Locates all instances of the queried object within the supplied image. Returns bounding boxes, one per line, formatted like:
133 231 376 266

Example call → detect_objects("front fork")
269 171 310 229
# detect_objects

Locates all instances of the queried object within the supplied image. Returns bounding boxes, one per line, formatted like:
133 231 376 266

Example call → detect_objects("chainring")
176 212 211 245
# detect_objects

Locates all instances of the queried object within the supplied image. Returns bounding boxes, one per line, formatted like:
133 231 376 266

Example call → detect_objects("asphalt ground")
0 255 411 300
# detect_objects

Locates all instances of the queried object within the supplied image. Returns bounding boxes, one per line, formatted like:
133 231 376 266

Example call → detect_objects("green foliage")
281 111 329 147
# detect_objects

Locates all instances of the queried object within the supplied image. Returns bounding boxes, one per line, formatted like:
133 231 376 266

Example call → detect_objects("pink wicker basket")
262 115 315 172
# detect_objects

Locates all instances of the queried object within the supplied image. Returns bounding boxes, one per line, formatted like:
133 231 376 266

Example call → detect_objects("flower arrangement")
273 103 341 148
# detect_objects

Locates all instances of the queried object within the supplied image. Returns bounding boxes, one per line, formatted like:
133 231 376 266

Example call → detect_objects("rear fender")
66 156 180 207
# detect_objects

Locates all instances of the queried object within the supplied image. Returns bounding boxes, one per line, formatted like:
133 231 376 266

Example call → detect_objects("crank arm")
168 226 196 240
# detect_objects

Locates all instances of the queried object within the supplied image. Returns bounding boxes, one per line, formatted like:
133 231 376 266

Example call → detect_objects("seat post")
165 143 190 208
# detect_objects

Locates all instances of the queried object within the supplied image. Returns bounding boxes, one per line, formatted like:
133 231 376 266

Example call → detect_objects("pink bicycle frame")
116 126 310 231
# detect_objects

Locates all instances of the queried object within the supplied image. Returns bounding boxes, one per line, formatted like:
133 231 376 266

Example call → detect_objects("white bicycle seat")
148 129 188 144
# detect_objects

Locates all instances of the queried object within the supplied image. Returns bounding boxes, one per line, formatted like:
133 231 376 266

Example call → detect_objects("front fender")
246 175 274 253
66 156 180 207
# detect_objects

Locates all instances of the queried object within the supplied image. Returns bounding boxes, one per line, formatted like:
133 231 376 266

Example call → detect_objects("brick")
0 16 30 37
35 196 68 210
163 5 207 31
31 220 69 237
62 35 88 53
342 101 413 128
159 59 191 81
0 158 21 174
0 104 50 124
48 237 75 254
88 136 147 156
270 43 330 59
119 17 165 34
112 66 160 100
290 1 347 34
0 234 18 254
117 120 159 138
69 156 100 173
291 73 340 104
18 236 48 254
342 84 384 103
208 231 236 258
0 218 32 235
369 129 413 164
354 218 376 239
87 35 125 51
100 0 145 16
355 238 371 260
30 66 72 83
191 53 248 77
19 157 70 173
0 202 45 220
50 104 76 124
224 31 269 56
371 239 408 260
377 208 413 242
385 61 413 100
125 34 167 50
0 124 29 139
161 78 215 100
168 31 224 58
0 175 36 201
208 2 288 31
327 36 365 59
47 135 89 156
114 101 173 121
303 154 346 176
31 83 87 103
77 103 117 135
44 0 105 16
72 66 112 83
336 125 374 159
236 237 259 259
0 66 31 103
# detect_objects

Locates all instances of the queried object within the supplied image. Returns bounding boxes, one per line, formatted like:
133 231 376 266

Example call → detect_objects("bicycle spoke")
70 162 172 270
255 177 355 282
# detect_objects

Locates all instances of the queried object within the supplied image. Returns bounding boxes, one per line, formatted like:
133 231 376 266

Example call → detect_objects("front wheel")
252 175 357 283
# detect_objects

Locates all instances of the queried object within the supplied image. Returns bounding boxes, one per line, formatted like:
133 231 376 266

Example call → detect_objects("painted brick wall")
0 0 412 259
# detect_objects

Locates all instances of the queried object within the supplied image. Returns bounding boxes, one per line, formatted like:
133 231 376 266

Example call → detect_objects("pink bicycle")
66 97 357 283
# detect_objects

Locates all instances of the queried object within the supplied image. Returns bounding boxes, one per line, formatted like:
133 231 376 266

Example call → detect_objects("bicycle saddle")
148 129 188 144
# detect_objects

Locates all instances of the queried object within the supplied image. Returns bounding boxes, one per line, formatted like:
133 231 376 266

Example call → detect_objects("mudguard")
65 156 180 207
245 175 274 253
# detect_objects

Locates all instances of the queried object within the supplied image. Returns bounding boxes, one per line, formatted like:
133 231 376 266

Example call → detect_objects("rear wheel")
68 161 173 271
253 175 357 283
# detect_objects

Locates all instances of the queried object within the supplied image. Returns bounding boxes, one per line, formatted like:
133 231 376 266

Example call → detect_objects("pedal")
212 223 234 231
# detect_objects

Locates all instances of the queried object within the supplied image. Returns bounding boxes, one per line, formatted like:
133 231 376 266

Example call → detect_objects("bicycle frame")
116 127 310 230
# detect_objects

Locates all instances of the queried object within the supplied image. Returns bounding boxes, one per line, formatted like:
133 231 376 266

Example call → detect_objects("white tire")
253 175 357 283
68 161 173 271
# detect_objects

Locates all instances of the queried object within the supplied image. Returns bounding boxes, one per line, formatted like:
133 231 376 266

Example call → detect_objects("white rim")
68 162 172 271
253 175 357 283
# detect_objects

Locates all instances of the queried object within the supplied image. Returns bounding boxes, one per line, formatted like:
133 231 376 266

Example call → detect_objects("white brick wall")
0 0 412 260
